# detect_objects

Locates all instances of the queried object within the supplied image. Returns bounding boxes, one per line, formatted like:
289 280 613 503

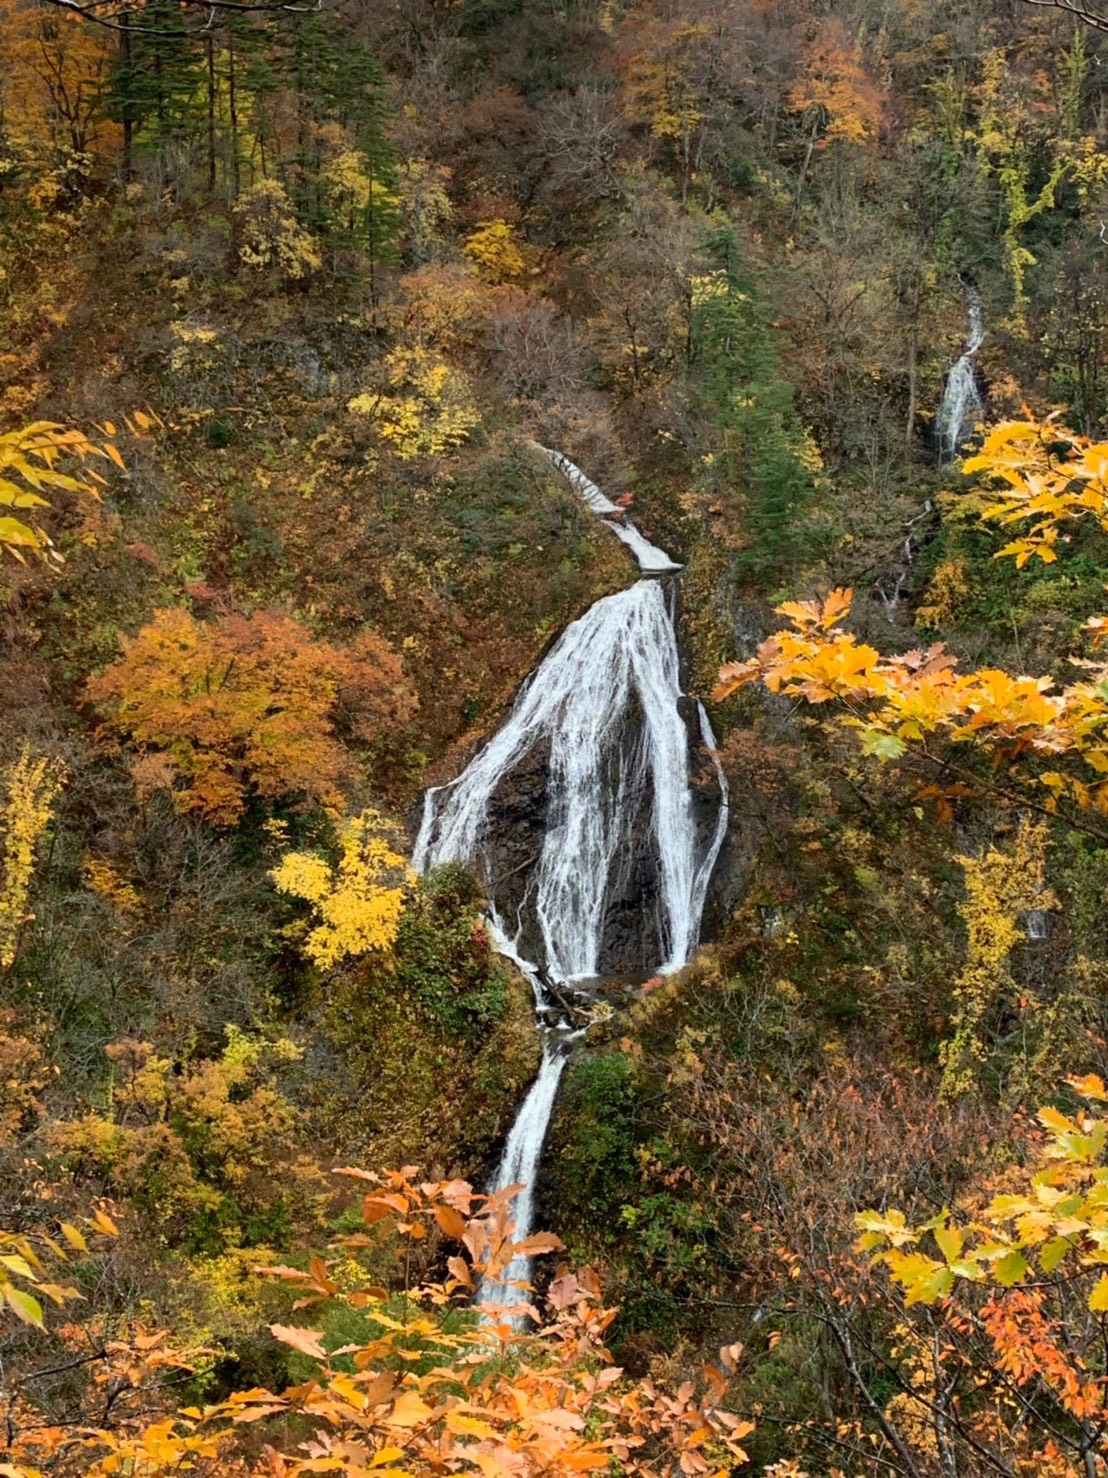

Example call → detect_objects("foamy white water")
532 445 682 572
479 1044 570 1315
938 286 984 462
417 580 699 978
415 451 726 1322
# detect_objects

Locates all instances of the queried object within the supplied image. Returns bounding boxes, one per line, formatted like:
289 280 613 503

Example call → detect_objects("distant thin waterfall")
414 450 727 1324
938 286 984 462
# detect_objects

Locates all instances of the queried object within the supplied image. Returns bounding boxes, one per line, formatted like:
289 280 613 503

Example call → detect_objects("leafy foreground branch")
713 583 1108 821
2 1170 752 1477
852 1074 1108 1478
713 414 1108 823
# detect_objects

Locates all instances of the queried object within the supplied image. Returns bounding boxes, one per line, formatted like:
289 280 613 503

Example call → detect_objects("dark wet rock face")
447 696 730 984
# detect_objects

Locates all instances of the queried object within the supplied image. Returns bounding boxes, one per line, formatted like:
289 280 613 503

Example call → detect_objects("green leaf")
1039 1236 1073 1273
859 728 907 761
5 1285 45 1328
993 1250 1029 1287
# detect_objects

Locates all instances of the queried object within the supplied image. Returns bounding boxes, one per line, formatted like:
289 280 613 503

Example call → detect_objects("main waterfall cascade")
937 284 985 462
414 451 729 1315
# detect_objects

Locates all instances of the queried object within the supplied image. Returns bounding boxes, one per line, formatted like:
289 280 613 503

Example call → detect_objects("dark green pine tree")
265 10 400 293
691 224 819 586
107 0 204 182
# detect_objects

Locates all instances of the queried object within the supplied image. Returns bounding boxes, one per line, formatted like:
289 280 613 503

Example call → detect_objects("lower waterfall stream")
413 452 728 1318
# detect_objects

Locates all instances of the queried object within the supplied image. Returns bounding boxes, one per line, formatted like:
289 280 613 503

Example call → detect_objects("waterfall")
937 285 984 462
414 451 727 1322
531 445 683 573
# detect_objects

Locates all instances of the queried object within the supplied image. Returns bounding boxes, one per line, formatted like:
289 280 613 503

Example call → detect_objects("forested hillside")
7 0 1108 1472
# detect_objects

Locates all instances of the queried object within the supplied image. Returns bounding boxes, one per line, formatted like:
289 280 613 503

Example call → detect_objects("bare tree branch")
1021 0 1108 34
31 0 322 36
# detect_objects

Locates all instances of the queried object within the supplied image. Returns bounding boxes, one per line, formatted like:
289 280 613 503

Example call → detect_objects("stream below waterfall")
413 451 728 1317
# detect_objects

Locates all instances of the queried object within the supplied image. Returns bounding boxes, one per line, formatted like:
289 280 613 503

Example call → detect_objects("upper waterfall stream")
937 284 984 462
413 452 728 1318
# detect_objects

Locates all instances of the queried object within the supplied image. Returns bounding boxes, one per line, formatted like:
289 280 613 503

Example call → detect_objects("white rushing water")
532 445 683 573
414 450 727 1322
937 285 984 462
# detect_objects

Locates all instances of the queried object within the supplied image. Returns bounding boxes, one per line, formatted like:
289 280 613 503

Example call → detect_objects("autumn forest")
10 0 1108 1472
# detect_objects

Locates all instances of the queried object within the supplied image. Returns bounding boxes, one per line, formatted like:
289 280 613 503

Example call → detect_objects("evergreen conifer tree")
106 0 203 181
692 225 818 584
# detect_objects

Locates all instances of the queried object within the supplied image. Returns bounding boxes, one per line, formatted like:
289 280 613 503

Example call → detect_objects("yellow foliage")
0 746 64 970
916 556 970 629
322 149 400 217
939 819 1055 1099
398 156 453 260
963 51 1069 316
348 345 480 461
271 809 413 969
0 419 120 564
617 16 709 149
233 177 322 281
963 412 1108 565
167 321 221 375
84 859 141 916
50 1031 312 1240
463 219 526 283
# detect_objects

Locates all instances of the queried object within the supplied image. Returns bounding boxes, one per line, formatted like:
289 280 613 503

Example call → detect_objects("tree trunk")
120 14 133 181
206 34 216 194
790 109 822 229
228 32 240 195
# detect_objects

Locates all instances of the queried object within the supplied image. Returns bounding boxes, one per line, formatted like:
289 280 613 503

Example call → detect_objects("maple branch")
910 744 1108 845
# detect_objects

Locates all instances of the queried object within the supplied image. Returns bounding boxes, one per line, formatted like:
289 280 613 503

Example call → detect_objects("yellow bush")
271 808 413 968
463 218 526 282
0 746 65 969
233 177 322 281
348 345 480 461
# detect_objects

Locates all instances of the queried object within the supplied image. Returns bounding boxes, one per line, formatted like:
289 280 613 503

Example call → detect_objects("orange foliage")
86 608 417 824
205 1170 752 1477
0 0 121 166
3 1171 753 1477
788 17 886 146
713 587 1108 816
